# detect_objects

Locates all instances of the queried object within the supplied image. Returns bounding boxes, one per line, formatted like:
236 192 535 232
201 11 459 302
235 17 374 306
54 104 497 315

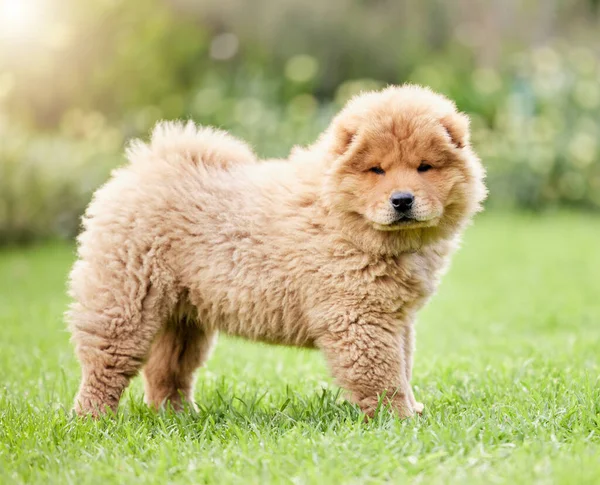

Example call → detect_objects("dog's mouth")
389 217 428 230
390 216 418 226
373 215 440 231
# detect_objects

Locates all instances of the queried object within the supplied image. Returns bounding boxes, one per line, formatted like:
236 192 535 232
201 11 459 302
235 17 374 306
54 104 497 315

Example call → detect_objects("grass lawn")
1 212 599 484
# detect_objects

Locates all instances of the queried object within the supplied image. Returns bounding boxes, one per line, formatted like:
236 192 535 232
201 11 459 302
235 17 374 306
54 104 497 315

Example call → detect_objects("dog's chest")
367 252 441 316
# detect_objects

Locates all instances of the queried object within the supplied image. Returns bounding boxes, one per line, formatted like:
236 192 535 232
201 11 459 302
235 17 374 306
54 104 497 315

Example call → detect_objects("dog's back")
127 121 257 170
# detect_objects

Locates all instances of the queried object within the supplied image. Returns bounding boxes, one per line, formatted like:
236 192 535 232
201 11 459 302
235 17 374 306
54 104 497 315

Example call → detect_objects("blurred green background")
1 0 599 244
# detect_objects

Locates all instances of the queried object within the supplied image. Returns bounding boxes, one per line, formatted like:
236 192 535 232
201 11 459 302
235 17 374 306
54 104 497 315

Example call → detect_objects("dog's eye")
417 162 433 173
369 166 385 175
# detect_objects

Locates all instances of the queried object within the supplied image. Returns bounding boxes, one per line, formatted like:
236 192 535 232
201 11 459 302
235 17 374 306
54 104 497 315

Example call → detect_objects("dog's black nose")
390 191 414 212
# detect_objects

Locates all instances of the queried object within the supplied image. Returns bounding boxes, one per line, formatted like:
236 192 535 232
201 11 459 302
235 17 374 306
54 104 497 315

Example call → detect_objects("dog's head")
319 85 486 250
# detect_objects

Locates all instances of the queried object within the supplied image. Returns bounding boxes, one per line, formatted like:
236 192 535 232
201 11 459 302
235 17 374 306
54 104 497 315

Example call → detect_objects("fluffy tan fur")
68 85 486 418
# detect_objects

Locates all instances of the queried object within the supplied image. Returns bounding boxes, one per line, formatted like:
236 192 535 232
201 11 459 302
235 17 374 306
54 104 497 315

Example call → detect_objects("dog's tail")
125 121 257 169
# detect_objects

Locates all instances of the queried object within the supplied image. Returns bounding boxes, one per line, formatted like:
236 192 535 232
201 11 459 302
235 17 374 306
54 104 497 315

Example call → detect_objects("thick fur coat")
68 85 486 418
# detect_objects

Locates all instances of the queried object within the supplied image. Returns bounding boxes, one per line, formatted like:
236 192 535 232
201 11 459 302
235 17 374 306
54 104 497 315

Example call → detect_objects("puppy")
68 85 486 418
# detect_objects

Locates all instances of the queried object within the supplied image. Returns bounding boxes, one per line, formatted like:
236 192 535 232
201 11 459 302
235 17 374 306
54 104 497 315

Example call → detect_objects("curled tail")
126 121 257 169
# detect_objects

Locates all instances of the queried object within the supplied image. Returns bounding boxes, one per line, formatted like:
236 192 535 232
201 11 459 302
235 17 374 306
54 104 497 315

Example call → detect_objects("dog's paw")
413 401 424 414
73 392 117 418
358 394 415 421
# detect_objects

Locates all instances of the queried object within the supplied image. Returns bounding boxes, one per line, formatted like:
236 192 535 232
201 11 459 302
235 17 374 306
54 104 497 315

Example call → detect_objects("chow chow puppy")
68 84 486 418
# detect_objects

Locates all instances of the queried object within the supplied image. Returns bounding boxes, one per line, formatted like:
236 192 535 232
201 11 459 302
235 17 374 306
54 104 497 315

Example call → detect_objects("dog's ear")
336 125 357 155
330 126 371 173
329 112 363 157
440 112 470 149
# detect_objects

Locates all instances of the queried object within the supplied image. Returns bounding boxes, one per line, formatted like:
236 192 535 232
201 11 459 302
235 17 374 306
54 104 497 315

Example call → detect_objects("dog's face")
323 86 486 236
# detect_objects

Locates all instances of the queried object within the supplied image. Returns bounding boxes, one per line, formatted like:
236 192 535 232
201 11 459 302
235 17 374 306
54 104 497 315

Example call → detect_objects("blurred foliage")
0 0 599 243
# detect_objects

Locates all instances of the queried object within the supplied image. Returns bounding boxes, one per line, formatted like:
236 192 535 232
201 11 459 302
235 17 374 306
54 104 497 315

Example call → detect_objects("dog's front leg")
317 315 414 419
400 322 424 414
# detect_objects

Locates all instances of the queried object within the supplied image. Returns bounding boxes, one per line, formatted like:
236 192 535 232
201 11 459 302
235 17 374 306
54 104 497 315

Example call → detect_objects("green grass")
1 212 599 484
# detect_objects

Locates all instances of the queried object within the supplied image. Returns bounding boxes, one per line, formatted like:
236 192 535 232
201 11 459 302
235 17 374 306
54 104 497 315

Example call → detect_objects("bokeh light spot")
285 55 318 83
210 33 239 61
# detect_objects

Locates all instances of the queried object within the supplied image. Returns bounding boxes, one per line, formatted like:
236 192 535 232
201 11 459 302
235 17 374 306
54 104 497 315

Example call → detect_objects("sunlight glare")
0 0 45 42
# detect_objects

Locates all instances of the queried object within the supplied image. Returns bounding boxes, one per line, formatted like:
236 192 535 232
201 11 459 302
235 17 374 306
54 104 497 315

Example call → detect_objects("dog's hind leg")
69 258 175 417
142 315 216 412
